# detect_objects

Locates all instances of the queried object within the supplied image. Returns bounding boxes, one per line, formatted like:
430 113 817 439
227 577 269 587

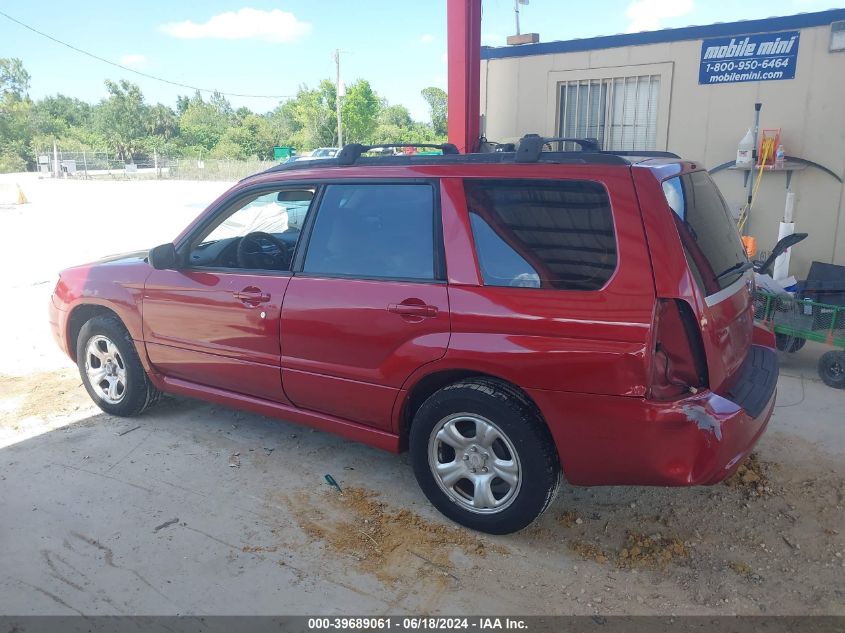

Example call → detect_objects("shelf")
729 161 807 188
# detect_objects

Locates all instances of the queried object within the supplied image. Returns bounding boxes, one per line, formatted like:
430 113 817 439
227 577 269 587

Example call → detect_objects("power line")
0 9 293 100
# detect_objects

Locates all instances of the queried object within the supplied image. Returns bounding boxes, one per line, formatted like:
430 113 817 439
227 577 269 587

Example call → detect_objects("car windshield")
662 171 748 295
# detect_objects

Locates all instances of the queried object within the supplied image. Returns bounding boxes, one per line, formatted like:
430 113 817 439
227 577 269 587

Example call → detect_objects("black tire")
76 314 161 416
775 333 806 353
409 377 561 534
818 350 845 389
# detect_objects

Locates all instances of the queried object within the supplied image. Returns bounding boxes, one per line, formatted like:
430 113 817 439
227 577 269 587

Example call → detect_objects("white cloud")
481 32 505 46
625 0 694 33
420 33 434 43
119 54 146 67
441 52 448 63
159 8 311 43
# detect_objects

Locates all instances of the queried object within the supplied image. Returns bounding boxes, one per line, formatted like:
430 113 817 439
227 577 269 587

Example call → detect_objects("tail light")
648 299 709 400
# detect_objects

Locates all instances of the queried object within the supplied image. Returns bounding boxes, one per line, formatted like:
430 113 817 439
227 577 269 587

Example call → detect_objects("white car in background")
309 147 339 158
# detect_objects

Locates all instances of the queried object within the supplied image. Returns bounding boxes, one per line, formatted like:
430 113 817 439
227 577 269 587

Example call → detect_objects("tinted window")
465 179 616 291
662 172 747 294
303 184 436 280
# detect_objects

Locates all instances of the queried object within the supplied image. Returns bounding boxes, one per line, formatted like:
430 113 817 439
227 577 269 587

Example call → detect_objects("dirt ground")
0 176 843 615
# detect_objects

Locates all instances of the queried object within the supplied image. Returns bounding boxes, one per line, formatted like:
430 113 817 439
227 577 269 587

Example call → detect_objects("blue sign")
699 30 799 85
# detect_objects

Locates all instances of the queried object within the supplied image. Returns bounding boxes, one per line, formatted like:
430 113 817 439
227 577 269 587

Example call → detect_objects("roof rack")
336 142 459 165
515 134 601 162
254 134 682 179
513 134 681 162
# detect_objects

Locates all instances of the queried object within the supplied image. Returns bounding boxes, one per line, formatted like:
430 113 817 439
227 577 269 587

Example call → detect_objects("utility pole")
507 0 538 45
333 49 345 148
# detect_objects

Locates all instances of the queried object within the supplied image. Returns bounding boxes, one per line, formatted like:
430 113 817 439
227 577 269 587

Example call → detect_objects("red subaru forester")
49 136 778 534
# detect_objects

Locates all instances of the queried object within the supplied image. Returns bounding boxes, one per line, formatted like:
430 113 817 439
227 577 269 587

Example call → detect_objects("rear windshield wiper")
715 260 753 280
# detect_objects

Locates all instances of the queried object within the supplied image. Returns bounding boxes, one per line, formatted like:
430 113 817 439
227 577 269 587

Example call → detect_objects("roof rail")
606 150 681 159
515 134 601 162
336 142 460 165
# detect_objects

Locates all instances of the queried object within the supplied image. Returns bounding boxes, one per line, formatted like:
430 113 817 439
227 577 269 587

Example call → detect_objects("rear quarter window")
465 179 616 291
662 171 748 294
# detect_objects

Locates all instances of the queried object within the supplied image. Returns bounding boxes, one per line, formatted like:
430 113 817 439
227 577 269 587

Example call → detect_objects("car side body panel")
146 372 401 452
279 277 450 430
441 168 656 397
49 254 150 360
142 269 292 403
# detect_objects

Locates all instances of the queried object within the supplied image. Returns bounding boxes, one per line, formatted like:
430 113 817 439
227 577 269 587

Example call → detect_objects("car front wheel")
409 378 561 534
76 314 160 416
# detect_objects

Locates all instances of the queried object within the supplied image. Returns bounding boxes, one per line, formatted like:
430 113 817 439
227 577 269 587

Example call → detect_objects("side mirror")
148 243 178 270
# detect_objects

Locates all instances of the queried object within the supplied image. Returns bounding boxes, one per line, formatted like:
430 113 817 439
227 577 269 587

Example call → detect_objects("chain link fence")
34 149 273 181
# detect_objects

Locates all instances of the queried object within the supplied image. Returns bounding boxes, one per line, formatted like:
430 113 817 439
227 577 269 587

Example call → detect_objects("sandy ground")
0 176 843 616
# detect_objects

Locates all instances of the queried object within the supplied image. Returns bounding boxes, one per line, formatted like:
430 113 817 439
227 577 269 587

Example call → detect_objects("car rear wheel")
409 378 561 534
818 350 845 389
76 314 161 416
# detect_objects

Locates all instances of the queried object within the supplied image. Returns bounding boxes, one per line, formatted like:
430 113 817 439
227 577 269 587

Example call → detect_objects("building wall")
480 22 845 277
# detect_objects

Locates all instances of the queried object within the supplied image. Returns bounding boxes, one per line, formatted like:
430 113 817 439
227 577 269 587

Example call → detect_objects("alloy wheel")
428 413 522 514
84 335 127 404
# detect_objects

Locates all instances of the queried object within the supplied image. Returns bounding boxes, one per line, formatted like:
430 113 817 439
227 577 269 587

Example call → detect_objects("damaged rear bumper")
527 346 778 486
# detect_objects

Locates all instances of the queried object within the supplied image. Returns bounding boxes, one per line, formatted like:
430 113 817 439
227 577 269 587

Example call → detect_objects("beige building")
480 9 845 277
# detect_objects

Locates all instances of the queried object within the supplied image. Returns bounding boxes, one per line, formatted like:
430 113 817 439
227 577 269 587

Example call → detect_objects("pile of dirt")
567 539 610 564
290 487 507 585
617 531 688 569
566 530 688 569
723 453 772 498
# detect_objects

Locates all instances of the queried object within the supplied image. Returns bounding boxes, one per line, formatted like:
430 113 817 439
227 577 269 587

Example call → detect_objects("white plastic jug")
736 128 754 167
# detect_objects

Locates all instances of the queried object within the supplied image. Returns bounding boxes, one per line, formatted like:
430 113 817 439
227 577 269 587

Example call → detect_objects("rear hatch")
660 171 754 392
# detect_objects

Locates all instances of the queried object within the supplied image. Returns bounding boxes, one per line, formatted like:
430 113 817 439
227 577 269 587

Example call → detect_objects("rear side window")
465 179 616 291
303 183 436 280
662 171 747 294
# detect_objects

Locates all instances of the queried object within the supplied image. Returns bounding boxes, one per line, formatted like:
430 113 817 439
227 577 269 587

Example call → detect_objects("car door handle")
234 287 270 305
388 302 438 318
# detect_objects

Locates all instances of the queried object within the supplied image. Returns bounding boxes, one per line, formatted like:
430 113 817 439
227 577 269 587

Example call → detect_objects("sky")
1 0 842 122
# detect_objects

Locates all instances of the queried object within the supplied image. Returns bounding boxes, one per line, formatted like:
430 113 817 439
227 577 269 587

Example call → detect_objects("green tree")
175 95 191 116
421 87 447 137
93 80 148 160
372 104 414 144
32 95 92 138
341 79 380 144
146 103 178 140
178 92 231 152
282 80 337 149
0 57 33 172
379 104 413 129
0 58 30 97
213 113 276 159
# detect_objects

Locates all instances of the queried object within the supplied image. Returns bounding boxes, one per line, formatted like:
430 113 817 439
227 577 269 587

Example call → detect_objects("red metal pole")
447 0 482 153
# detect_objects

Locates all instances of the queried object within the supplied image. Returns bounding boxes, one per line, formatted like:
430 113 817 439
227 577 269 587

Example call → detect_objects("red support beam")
447 0 482 154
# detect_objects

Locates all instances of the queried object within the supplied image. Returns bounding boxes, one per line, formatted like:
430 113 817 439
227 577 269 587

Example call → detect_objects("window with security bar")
557 75 661 151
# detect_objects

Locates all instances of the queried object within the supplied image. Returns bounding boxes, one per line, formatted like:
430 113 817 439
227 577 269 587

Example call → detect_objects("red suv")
49 136 778 534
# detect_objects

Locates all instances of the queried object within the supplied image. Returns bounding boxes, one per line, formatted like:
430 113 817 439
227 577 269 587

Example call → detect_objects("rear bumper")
528 364 776 487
